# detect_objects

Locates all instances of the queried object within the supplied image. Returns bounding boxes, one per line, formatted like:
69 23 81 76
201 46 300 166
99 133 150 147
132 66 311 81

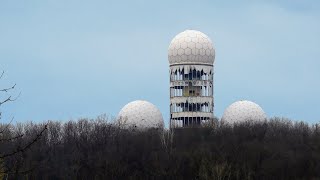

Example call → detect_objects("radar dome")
221 100 267 124
117 100 164 129
168 30 215 65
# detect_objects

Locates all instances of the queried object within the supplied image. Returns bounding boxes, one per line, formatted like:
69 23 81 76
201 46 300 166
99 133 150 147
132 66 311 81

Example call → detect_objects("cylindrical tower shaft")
168 30 215 129
169 64 214 128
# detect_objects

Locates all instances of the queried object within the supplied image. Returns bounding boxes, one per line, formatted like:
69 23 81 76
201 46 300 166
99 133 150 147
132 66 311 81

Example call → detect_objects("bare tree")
0 70 47 177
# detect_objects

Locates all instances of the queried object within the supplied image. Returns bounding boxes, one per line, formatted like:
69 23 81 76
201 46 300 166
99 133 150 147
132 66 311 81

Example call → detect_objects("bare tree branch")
0 134 24 142
0 125 47 159
0 117 14 134
0 96 14 106
0 92 21 106
0 71 4 80
0 84 16 92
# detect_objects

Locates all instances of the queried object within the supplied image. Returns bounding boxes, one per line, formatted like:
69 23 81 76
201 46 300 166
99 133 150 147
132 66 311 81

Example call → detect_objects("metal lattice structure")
117 100 164 129
221 100 267 124
168 30 215 128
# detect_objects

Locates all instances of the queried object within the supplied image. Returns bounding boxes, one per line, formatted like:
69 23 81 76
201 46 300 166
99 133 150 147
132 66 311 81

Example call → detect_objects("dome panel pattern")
168 30 215 65
117 100 164 129
221 100 267 124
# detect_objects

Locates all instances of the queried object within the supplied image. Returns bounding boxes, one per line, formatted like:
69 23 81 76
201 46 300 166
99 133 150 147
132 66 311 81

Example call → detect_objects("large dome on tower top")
168 30 215 65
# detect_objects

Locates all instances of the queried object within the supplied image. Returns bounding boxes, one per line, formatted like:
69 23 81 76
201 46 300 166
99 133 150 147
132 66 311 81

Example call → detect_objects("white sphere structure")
168 30 215 65
221 100 267 124
117 100 164 129
169 30 215 128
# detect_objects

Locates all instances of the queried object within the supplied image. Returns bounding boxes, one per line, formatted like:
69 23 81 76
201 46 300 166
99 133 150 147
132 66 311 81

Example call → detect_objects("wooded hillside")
1 117 319 179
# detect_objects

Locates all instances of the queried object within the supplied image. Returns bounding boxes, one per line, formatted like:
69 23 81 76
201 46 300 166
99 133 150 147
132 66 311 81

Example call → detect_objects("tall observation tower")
168 30 215 128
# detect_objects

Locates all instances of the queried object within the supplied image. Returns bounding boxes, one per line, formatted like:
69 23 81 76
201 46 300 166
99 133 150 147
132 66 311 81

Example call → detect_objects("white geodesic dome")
117 100 164 129
221 100 267 124
168 30 215 65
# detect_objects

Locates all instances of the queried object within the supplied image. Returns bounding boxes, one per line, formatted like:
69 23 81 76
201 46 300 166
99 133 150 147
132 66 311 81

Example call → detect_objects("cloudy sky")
1 0 319 126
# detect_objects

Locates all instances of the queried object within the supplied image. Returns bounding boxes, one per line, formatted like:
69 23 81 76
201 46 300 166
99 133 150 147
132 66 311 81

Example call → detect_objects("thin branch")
0 124 48 159
0 70 4 79
0 134 24 142
0 96 14 106
0 117 14 134
0 84 16 92
0 92 21 106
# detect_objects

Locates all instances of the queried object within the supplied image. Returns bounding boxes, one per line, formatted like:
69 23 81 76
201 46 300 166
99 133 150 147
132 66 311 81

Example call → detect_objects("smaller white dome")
221 100 267 124
117 100 164 129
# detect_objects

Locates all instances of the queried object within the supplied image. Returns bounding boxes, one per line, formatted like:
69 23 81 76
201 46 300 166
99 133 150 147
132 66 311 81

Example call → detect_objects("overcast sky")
1 0 320 126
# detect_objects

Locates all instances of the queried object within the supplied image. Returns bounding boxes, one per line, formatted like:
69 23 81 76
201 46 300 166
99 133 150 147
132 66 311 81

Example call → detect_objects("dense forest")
0 116 320 180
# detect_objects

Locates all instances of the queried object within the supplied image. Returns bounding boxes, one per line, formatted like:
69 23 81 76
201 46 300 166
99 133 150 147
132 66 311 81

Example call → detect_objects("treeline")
1 116 320 179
